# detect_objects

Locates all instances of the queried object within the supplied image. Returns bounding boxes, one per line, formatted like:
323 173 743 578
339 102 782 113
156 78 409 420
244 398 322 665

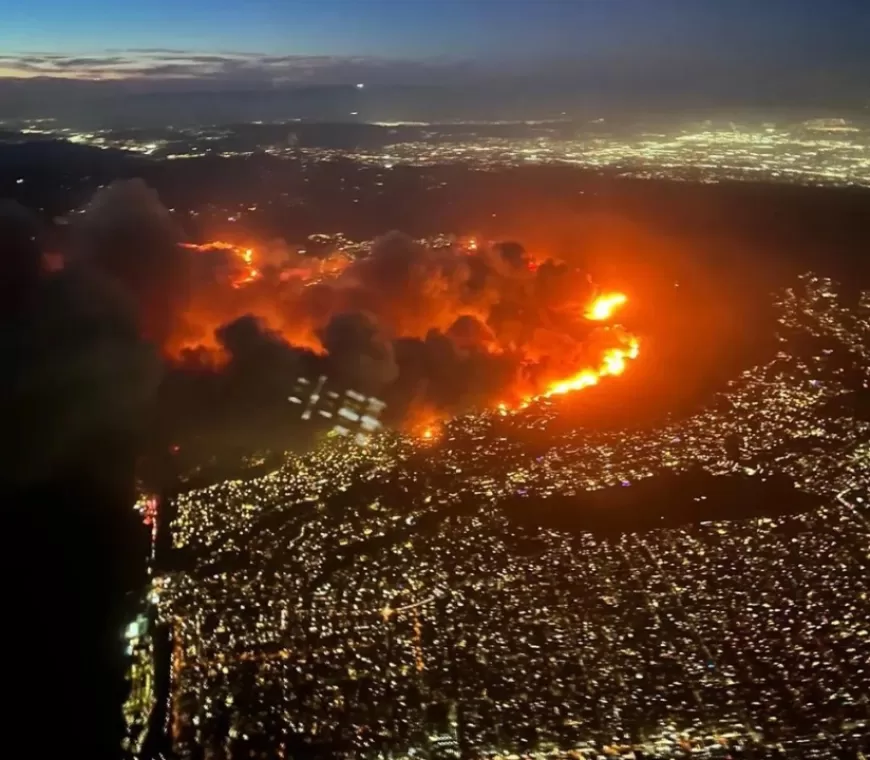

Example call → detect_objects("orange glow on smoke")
522 291 638 405
172 240 340 359
180 240 640 423
181 241 262 288
540 335 639 399
416 290 638 433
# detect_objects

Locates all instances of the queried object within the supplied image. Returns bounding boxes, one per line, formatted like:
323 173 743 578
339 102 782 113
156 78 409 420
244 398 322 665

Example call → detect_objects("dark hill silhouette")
502 469 821 536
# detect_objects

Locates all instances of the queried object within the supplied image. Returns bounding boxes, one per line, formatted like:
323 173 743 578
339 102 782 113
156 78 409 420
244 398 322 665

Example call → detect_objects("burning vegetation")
175 232 640 425
33 180 641 446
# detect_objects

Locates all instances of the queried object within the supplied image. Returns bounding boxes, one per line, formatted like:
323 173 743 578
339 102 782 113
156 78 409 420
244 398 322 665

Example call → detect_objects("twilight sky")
3 0 869 89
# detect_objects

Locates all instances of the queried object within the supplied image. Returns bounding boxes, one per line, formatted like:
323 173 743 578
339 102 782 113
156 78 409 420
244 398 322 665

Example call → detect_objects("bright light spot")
586 292 628 321
537 292 638 399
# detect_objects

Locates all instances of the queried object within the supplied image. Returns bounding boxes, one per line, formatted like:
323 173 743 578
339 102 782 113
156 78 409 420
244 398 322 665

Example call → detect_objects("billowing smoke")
168 224 637 429
0 194 161 488
72 179 190 346
319 312 399 389
22 180 637 453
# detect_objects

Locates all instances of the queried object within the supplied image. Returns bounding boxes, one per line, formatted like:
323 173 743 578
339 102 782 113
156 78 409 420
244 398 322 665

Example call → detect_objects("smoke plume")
72 179 190 346
28 180 638 450
1 191 162 487
167 223 637 428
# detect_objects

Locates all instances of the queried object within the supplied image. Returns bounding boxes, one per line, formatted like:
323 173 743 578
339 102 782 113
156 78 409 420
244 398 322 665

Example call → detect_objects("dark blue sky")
2 0 869 97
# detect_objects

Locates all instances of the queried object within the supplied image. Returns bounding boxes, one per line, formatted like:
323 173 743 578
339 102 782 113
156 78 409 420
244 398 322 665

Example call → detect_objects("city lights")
148 272 870 758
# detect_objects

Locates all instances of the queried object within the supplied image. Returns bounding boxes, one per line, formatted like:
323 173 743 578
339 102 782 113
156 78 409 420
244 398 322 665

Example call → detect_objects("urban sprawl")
127 274 870 759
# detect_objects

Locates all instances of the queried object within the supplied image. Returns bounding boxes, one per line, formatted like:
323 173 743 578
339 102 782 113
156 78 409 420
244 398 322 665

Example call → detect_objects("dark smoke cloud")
161 220 615 435
72 179 190 346
159 315 323 452
446 314 497 352
13 180 629 453
319 312 399 390
326 231 505 338
1 192 161 488
215 316 315 420
391 330 519 416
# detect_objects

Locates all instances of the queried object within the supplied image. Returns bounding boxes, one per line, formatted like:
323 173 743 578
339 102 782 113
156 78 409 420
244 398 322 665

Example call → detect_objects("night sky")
1 0 868 123
2 0 868 80
6 0 862 57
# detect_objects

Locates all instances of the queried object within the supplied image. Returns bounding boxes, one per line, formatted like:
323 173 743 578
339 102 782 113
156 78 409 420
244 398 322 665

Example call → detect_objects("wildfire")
541 336 639 398
585 292 628 321
411 290 639 439
527 291 638 405
236 248 260 287
182 238 640 433
181 241 262 288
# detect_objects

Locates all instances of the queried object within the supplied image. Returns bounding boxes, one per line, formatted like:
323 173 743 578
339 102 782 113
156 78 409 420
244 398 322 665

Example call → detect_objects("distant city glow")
14 118 870 188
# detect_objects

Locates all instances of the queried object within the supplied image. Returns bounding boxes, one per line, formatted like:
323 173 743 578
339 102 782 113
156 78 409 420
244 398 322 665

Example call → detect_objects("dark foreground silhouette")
0 201 155 758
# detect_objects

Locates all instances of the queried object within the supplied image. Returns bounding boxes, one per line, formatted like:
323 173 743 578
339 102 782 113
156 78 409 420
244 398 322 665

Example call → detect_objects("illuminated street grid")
159 274 870 758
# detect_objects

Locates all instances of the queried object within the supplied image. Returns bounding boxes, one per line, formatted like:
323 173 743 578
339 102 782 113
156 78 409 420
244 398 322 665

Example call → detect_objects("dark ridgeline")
500 468 824 539
0 199 160 758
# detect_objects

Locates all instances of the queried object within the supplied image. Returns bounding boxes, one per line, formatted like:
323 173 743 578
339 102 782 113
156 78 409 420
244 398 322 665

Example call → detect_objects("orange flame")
236 248 260 287
181 241 261 288
585 292 628 321
541 336 639 399
528 291 638 404
180 240 640 422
